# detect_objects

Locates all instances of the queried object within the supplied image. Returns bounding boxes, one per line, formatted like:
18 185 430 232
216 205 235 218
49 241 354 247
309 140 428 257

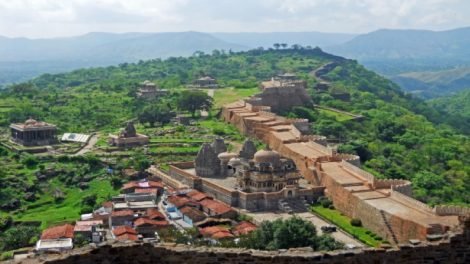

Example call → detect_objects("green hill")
0 47 468 206
391 67 470 98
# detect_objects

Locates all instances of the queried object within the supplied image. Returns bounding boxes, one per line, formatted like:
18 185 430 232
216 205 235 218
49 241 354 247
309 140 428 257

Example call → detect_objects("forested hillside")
1 48 468 205
428 89 470 134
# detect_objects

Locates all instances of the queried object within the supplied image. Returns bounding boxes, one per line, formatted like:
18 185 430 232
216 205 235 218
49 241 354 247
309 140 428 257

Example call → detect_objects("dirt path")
73 134 99 156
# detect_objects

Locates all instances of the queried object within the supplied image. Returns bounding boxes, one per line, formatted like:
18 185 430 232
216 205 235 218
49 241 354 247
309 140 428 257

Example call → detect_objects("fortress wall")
168 164 200 189
199 179 239 207
390 190 434 215
375 179 411 191
34 218 470 264
340 160 375 185
320 171 358 217
148 167 187 189
434 206 470 216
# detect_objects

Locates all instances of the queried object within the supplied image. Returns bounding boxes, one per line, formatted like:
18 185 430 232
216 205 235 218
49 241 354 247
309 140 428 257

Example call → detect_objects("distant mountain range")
1 27 470 98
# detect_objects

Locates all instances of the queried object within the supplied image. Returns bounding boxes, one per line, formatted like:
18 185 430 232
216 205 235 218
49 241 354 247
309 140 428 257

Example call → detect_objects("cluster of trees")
239 217 343 251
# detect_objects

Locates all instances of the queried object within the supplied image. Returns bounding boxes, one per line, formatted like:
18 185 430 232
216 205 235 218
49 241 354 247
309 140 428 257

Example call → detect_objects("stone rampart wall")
390 190 434 215
340 160 375 185
28 218 470 264
434 205 470 217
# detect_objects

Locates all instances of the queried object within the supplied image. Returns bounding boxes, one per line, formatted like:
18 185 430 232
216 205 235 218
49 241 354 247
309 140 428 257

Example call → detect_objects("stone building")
108 122 149 148
136 80 168 99
168 138 323 211
10 118 58 146
233 149 301 193
254 74 312 113
190 76 218 89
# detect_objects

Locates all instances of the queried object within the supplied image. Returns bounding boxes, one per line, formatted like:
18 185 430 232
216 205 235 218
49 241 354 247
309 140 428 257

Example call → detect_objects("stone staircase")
380 210 399 245
278 198 310 213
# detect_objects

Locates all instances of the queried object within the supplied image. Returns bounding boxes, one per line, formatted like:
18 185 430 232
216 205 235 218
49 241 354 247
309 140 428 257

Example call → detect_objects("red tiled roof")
116 233 138 241
122 181 164 191
167 196 198 208
41 224 75 240
199 226 230 237
187 190 211 202
113 226 137 236
146 208 166 220
134 218 169 227
135 188 158 194
199 199 233 215
212 231 234 239
112 209 135 217
233 221 257 235
113 226 138 241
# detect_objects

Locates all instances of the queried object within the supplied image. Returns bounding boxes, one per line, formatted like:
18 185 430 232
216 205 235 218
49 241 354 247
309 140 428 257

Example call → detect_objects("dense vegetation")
238 217 343 251
428 89 470 134
0 47 468 207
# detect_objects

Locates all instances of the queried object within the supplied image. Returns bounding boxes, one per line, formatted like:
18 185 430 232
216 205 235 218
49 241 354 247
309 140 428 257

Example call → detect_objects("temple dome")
218 152 238 161
254 149 280 164
24 118 38 126
228 157 242 167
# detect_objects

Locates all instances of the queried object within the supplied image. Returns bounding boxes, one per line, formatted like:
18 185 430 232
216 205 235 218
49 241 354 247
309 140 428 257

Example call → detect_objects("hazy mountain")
0 31 246 86
211 32 356 49
326 27 470 63
391 67 470 98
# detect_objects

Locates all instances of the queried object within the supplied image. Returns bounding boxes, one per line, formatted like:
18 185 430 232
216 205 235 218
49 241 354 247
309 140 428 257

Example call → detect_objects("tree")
176 90 213 117
280 43 288 49
239 217 343 251
273 43 281 50
138 103 175 127
0 225 40 252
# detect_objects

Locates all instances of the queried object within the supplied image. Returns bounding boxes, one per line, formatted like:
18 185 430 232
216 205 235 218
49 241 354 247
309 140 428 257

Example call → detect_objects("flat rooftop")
284 142 329 159
362 195 459 227
271 131 297 142
321 162 365 186
244 116 274 122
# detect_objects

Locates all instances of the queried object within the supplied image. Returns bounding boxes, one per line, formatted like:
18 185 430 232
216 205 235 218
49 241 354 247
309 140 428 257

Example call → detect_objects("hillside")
428 89 470 134
0 48 468 206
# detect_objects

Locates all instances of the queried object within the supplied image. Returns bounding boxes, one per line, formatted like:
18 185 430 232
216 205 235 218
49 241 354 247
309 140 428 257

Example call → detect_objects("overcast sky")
0 0 469 38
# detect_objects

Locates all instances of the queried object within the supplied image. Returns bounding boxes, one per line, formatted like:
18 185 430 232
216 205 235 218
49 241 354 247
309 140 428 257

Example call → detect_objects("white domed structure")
218 152 238 162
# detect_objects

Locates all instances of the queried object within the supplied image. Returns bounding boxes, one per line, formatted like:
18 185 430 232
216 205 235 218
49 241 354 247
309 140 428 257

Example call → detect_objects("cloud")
0 0 468 38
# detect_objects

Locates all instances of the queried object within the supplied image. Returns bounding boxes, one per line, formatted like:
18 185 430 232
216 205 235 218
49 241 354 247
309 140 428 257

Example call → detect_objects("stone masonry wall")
21 218 470 264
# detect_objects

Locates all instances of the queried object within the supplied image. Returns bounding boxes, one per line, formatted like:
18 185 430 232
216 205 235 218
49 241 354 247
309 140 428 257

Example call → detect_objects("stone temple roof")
253 149 281 164
10 118 57 131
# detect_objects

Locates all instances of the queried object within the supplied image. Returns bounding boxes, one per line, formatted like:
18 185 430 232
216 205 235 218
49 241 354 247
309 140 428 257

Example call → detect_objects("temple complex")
136 80 167 99
168 138 323 211
190 76 218 89
10 118 58 146
108 122 149 148
220 96 466 244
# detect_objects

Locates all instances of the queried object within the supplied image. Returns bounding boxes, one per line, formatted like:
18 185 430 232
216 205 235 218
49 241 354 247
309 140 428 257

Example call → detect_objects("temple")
108 122 149 148
136 80 168 99
190 76 218 89
10 118 58 146
168 138 323 212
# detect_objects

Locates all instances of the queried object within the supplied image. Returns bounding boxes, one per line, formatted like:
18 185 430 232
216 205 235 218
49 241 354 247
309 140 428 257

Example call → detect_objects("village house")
199 199 237 219
10 118 58 146
121 180 164 195
199 226 234 241
36 224 75 252
233 221 257 236
179 206 207 227
73 220 104 243
109 209 135 227
112 226 138 241
133 218 170 237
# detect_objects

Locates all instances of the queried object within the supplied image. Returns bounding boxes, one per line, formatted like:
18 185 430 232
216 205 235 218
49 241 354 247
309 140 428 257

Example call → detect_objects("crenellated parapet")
434 205 470 217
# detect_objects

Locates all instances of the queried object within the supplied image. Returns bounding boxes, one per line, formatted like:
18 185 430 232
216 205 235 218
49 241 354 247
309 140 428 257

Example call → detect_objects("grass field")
316 108 356 122
212 87 259 108
311 205 385 247
15 178 119 229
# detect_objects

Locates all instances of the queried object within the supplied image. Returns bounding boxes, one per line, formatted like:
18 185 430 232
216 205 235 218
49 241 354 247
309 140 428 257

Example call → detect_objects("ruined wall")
199 179 239 207
25 218 470 264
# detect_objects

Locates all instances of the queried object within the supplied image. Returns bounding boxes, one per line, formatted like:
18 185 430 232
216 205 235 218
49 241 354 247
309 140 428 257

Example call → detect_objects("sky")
0 0 469 38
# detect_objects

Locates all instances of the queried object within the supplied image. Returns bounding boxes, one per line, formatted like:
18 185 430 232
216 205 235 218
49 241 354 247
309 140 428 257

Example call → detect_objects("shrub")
328 204 335 209
374 236 383 241
350 218 362 227
0 252 13 261
365 230 371 235
321 199 332 208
